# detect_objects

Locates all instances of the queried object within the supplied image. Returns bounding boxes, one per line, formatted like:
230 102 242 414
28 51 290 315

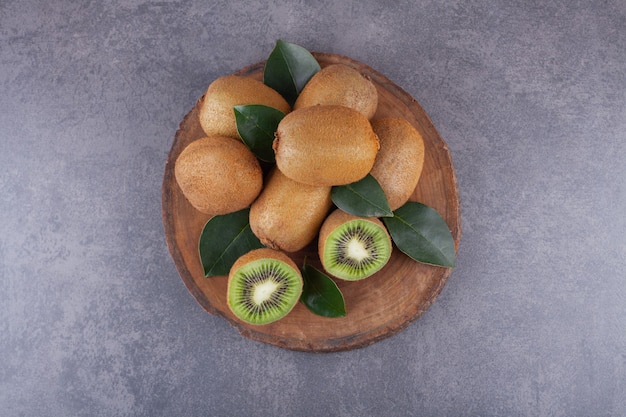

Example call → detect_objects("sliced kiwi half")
318 209 392 281
227 248 303 325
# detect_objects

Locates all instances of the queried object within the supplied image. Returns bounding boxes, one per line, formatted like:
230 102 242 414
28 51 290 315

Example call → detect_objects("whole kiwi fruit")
274 105 380 187
227 248 303 325
294 64 378 119
174 135 263 215
318 209 392 281
369 118 425 210
250 168 332 252
199 75 291 140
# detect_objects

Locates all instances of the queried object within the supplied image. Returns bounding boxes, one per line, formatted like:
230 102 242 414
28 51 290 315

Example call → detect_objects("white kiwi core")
347 238 370 261
253 280 280 305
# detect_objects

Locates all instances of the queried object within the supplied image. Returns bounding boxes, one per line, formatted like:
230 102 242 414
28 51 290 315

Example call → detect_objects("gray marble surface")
2 1 625 416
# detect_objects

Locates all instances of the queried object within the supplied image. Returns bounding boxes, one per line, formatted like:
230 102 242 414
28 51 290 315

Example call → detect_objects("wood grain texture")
162 52 461 352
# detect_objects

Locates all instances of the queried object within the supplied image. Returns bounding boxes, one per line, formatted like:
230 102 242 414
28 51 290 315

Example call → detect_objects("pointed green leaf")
263 39 320 106
301 263 346 318
234 104 285 162
199 208 265 277
331 174 393 218
383 202 456 267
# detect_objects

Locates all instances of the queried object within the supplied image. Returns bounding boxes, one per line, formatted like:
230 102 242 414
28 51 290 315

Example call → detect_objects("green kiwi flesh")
228 256 303 325
321 217 392 281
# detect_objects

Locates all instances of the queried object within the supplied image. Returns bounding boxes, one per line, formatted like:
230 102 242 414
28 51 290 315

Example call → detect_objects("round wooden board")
162 52 461 353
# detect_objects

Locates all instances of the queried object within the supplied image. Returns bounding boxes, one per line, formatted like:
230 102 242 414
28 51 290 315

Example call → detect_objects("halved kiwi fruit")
318 209 392 281
227 248 303 325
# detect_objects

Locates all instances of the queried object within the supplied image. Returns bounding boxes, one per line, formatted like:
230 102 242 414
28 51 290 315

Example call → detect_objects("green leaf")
234 104 285 162
383 202 456 267
263 39 321 106
331 174 393 218
199 208 265 277
300 263 346 318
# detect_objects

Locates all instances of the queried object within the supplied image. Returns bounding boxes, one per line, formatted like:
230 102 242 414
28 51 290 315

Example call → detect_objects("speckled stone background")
1 1 625 416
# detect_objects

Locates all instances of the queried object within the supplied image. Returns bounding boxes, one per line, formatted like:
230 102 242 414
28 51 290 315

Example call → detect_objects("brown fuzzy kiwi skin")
227 248 303 322
273 105 380 187
174 135 263 215
317 209 391 280
228 248 301 280
250 168 332 252
199 75 291 140
293 64 379 119
369 118 425 211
